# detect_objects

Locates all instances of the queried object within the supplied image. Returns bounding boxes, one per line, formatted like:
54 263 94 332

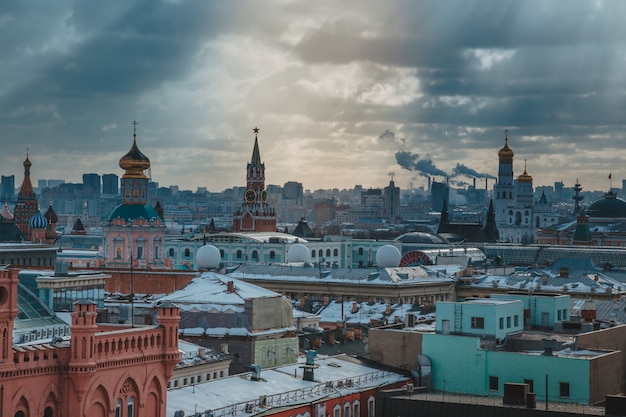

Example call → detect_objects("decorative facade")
103 123 166 268
0 266 181 416
232 127 277 233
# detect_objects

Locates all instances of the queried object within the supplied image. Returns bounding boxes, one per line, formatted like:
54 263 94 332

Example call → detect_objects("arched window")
127 396 135 417
220 249 225 258
344 402 351 417
184 248 190 257
44 407 53 417
333 249 338 256
115 399 122 417
236 250 242 259
252 250 258 260
367 397 375 417
333 404 341 417
358 247 364 255
318 249 323 258
311 250 316 258
326 249 331 257
15 412 25 417
269 251 275 259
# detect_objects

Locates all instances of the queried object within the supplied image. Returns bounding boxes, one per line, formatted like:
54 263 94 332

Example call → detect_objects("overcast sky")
2 0 626 194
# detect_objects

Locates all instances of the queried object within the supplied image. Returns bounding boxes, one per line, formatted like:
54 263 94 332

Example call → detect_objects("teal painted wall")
491 294 570 327
423 333 591 403
436 300 523 339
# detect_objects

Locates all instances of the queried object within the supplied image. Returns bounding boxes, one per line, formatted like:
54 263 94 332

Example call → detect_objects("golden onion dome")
119 123 150 178
498 137 514 158
518 167 533 183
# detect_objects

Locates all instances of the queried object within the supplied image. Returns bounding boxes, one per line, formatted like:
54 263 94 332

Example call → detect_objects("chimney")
541 338 556 356
351 302 359 313
559 267 569 278
385 304 391 315
220 343 229 355
227 281 235 293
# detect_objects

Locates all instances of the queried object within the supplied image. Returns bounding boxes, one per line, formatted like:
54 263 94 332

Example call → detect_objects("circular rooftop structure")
287 243 310 263
376 245 401 267
196 245 221 269
395 231 447 244
586 191 626 219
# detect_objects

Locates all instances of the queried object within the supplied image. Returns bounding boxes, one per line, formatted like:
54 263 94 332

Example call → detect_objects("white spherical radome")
376 245 401 268
196 245 221 269
287 243 311 263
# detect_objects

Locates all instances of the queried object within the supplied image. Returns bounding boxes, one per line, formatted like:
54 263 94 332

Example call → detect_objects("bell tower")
232 127 277 233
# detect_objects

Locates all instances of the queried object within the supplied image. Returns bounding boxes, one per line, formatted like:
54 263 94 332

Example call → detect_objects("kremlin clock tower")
232 127 277 232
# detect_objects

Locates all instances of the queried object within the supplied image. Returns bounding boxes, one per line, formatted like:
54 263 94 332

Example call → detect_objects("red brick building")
0 267 181 417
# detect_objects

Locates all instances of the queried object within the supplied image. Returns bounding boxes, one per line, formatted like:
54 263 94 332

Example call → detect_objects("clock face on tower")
245 189 257 204
260 189 268 203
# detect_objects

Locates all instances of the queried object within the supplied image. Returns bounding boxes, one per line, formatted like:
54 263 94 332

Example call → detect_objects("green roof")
107 203 160 222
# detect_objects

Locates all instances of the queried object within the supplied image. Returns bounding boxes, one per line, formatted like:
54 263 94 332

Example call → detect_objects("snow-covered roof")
156 272 280 310
166 354 409 417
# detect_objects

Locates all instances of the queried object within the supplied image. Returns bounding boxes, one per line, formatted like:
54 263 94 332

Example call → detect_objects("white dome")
196 245 221 269
376 245 401 268
287 243 311 263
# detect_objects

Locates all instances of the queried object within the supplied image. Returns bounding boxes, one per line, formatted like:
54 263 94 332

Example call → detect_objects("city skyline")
2 1 626 193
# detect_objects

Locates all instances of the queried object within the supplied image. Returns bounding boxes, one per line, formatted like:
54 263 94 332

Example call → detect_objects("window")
489 376 499 391
136 246 143 260
559 382 570 398
562 309 568 320
471 317 485 329
220 249 224 258
127 396 135 417
558 310 562 320
318 249 323 258
236 250 242 259
334 249 339 256
169 248 174 257
506 316 511 328
367 397 375 417
344 403 351 417
326 249 331 257
184 248 190 257
353 401 360 417
358 248 364 255
311 250 316 258
115 399 122 417
333 405 341 417
514 315 519 327
269 250 275 260
499 317 504 329
524 379 534 393
252 250 258 260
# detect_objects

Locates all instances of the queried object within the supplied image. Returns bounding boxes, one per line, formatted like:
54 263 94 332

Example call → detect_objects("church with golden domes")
102 122 166 268
231 127 277 233
493 131 560 243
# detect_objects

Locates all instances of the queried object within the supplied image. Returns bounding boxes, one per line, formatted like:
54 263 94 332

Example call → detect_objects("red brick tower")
232 127 277 232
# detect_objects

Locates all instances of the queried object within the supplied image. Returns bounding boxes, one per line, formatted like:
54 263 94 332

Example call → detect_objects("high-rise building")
82 173 101 196
102 173 119 195
1 175 14 201
384 179 400 220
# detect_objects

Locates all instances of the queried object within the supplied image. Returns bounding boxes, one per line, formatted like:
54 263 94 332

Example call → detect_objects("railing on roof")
193 370 396 417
